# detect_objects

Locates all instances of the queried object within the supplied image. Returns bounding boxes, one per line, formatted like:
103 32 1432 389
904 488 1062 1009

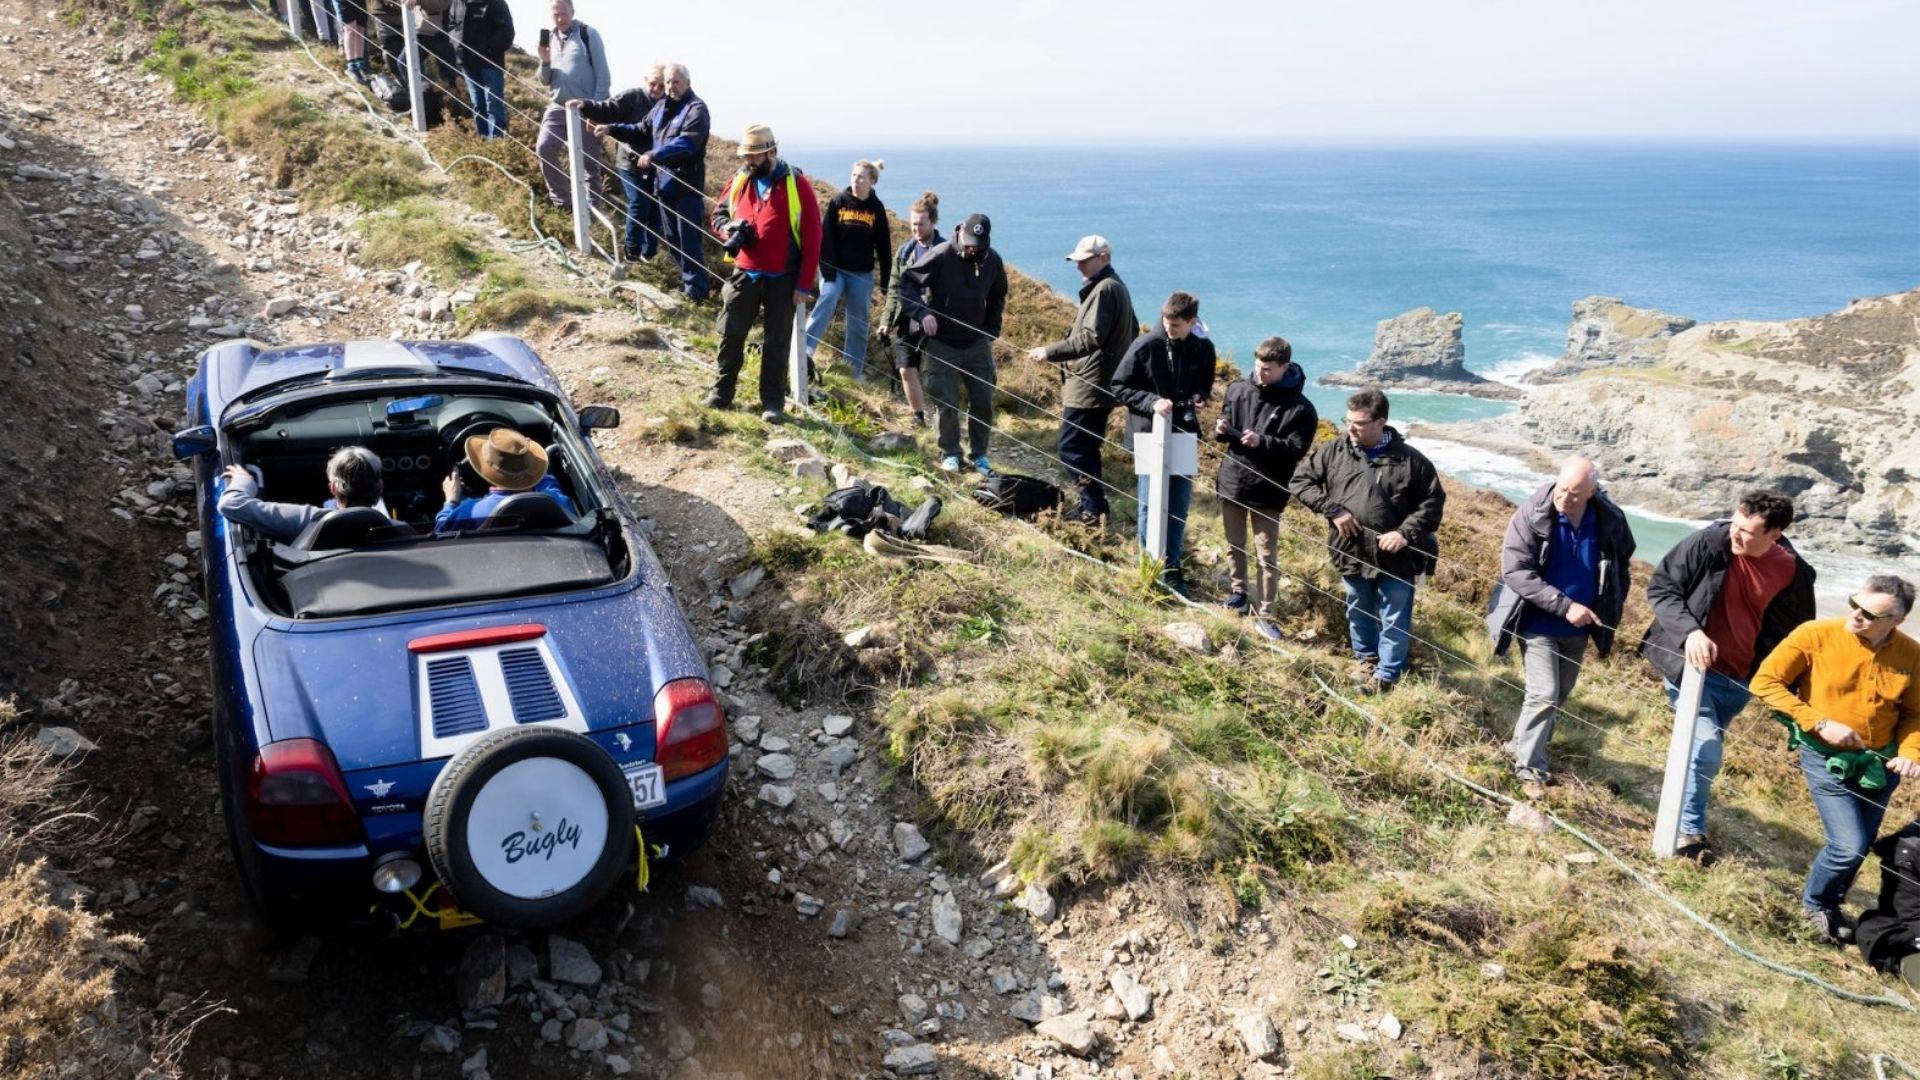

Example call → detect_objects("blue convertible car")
173 334 729 929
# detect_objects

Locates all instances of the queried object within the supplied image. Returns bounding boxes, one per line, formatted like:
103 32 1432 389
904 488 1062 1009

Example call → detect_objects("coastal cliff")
1320 307 1521 400
1466 289 1920 556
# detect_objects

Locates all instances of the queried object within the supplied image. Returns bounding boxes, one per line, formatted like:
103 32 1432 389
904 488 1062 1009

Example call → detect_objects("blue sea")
806 141 1920 581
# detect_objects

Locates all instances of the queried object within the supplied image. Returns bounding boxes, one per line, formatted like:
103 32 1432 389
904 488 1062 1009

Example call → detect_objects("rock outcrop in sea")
1467 288 1920 556
1523 295 1696 381
1320 307 1521 400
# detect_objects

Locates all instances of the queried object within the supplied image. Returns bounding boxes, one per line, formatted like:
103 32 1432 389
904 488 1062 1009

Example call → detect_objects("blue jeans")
1662 670 1753 838
1135 474 1194 573
462 64 506 140
616 167 660 259
1799 745 1897 912
659 187 710 300
1341 574 1416 684
803 270 875 377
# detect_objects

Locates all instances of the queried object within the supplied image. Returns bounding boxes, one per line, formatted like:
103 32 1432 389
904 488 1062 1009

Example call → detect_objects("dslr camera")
719 218 756 255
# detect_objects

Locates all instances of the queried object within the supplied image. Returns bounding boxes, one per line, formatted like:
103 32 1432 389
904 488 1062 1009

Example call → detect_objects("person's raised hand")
442 471 462 503
1025 347 1047 363
1889 756 1920 779
1152 398 1174 417
222 464 248 486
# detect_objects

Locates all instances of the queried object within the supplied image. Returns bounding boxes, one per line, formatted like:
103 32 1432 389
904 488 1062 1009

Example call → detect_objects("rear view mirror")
172 425 216 459
578 405 621 433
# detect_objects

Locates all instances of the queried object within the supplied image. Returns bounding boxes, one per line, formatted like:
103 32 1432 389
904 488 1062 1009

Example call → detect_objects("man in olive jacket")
1290 388 1446 694
1025 235 1138 524
1485 456 1637 791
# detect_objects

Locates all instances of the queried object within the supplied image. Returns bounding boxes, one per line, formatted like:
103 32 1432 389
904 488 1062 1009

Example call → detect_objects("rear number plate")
622 763 666 811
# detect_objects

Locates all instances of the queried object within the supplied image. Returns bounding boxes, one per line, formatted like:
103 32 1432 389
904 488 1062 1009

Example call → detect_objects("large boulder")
1549 295 1695 375
1321 307 1519 400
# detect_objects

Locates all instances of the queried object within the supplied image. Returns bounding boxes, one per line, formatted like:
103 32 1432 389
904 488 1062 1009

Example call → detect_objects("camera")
719 218 757 255
1178 403 1199 430
538 27 551 47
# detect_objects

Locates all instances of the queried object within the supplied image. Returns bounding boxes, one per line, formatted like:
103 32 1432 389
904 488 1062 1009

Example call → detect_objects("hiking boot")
971 455 994 476
1355 676 1397 697
911 410 928 428
938 455 963 473
1221 591 1250 615
1803 907 1853 947
704 392 729 410
1252 620 1282 642
760 409 784 425
1061 504 1106 527
1515 768 1553 801
1158 570 1190 598
1349 658 1379 684
1673 834 1718 868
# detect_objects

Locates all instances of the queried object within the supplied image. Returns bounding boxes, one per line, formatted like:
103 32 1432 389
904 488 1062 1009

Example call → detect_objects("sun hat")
737 124 777 156
1064 235 1111 261
465 428 549 491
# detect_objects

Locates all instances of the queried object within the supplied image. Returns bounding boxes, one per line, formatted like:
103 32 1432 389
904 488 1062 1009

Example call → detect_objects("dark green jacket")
1040 266 1138 409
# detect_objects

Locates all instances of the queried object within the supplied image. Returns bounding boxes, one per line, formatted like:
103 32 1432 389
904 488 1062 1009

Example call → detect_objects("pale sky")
509 0 1920 144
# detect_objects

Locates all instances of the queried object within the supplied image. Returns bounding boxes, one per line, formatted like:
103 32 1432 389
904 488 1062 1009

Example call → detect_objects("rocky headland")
1445 289 1920 556
1320 306 1522 401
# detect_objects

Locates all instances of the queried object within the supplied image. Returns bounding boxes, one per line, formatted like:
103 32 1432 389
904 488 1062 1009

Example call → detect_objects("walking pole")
400 4 427 134
565 104 592 255
1652 664 1706 856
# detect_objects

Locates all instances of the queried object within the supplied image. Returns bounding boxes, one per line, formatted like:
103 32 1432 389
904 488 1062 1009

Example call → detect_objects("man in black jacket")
901 213 1008 475
1290 388 1445 694
576 64 666 262
457 0 514 139
1113 291 1216 592
1642 490 1816 863
1212 336 1317 636
1025 235 1138 524
1485 457 1637 794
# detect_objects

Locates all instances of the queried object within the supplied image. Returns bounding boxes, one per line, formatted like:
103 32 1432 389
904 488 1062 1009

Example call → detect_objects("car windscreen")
279 535 618 619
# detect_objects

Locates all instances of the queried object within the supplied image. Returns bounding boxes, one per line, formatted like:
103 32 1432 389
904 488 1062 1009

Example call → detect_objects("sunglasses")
1849 595 1899 622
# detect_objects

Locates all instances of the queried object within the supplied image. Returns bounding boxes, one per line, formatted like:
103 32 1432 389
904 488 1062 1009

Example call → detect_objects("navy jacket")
1486 480 1638 658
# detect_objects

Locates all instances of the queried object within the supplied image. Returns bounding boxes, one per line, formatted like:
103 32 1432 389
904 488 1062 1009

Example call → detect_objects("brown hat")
737 124 777 156
465 428 548 491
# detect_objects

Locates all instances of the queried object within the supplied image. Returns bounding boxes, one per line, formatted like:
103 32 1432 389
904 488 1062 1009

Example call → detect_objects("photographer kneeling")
707 125 822 424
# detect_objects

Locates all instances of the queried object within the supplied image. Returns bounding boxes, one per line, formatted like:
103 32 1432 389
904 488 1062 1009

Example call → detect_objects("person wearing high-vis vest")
706 125 823 424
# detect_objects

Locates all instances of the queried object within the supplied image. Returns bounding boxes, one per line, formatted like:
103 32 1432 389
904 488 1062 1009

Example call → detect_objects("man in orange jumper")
1752 575 1920 944
707 124 823 424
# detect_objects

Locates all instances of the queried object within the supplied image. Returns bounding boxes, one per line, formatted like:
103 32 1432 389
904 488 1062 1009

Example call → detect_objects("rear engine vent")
500 647 565 724
426 656 487 739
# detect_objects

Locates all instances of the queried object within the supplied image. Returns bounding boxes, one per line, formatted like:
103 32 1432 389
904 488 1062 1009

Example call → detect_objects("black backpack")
972 473 1060 517
1857 825 1920 971
807 483 909 539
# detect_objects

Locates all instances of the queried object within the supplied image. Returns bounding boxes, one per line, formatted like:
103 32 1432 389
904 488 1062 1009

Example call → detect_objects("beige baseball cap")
1064 235 1111 261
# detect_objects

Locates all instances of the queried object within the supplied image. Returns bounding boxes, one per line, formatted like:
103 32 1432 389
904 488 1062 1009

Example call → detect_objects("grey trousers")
1507 633 1587 773
535 104 606 209
923 337 996 460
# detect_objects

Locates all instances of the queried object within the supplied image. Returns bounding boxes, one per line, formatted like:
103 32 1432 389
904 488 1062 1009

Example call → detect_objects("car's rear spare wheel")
424 727 635 927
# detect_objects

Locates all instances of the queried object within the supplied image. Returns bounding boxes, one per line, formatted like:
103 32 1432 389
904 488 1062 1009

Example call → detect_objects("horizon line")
791 133 1920 150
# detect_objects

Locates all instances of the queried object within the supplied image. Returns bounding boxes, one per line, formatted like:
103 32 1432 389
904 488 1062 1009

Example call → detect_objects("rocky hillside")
1479 289 1920 555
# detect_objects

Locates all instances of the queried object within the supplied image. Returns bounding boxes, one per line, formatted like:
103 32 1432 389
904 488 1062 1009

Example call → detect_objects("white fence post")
1652 663 1706 856
788 307 807 411
400 4 427 134
283 0 303 41
1132 412 1198 565
565 104 592 255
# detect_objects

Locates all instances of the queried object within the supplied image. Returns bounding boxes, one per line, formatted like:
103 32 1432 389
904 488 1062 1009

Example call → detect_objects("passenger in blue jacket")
1112 291 1216 592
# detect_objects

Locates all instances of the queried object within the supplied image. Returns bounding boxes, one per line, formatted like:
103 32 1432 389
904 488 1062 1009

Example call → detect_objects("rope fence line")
240 0 1920 1021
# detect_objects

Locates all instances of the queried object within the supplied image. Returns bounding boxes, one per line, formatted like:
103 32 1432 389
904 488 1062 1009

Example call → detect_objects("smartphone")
538 27 551 47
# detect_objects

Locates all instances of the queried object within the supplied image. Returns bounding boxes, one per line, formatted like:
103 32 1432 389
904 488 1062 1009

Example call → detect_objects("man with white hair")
1486 455 1638 796
218 447 387 543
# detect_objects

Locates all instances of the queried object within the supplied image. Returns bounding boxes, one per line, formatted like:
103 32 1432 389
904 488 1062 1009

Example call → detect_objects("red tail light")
244 739 365 847
654 678 727 782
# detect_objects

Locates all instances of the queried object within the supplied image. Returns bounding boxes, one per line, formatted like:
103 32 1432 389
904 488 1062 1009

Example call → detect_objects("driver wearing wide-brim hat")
435 427 578 533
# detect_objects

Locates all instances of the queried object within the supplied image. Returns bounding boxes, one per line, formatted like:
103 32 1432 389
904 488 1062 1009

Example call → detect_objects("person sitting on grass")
1212 335 1317 639
436 428 576 533
218 446 387 544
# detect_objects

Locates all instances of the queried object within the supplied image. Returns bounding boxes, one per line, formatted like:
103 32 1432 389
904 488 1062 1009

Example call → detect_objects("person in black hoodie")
1113 291 1217 592
804 159 893 380
901 213 1008 474
1212 336 1317 636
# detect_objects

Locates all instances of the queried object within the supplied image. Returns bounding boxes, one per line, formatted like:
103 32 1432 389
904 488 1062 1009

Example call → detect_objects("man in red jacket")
707 124 823 424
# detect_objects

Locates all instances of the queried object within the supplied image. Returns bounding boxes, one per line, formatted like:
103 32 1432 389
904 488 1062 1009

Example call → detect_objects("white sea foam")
1476 351 1559 389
